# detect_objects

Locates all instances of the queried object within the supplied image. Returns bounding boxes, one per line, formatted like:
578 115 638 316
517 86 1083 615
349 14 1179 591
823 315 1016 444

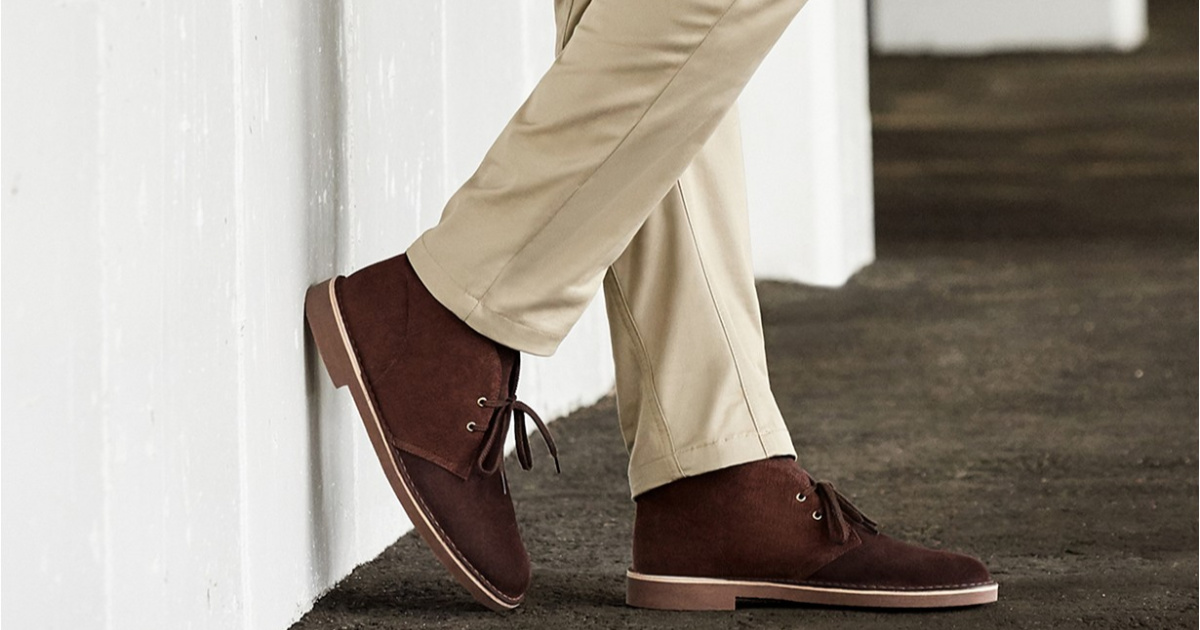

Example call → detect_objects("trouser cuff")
628 427 797 498
407 237 564 357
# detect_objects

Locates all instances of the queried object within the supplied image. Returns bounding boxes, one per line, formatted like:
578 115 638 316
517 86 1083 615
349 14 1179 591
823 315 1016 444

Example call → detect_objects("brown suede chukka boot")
304 253 559 611
627 457 997 610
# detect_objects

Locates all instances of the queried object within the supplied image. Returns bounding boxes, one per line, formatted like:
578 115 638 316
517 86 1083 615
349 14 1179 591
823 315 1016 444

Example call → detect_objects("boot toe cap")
804 530 993 591
399 451 532 603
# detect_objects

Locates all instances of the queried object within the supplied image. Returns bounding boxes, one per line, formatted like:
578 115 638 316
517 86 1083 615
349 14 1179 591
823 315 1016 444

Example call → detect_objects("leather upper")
633 457 994 591
335 253 542 603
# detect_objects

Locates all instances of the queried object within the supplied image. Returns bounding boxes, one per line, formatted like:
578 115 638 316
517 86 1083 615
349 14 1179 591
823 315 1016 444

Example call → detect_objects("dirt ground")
292 1 1198 628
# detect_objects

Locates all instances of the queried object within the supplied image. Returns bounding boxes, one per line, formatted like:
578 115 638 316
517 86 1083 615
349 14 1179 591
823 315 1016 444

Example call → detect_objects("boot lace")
473 395 560 477
804 479 879 544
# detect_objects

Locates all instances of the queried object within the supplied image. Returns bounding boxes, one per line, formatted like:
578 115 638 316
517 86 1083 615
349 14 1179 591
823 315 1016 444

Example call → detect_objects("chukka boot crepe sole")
626 457 997 611
303 254 558 612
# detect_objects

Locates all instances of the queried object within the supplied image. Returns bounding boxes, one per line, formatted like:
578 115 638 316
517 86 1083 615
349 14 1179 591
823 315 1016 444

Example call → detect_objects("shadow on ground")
293 1 1197 628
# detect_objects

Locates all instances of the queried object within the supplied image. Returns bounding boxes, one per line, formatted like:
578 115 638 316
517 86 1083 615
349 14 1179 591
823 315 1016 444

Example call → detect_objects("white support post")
740 0 877 287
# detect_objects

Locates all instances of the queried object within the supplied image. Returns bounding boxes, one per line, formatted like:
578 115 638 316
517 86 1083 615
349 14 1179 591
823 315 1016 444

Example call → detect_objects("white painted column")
2 1 613 629
3 2 108 627
741 0 876 287
870 0 1148 54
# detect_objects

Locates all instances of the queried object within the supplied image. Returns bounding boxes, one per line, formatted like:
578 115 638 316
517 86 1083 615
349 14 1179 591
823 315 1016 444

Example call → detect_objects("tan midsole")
628 570 998 599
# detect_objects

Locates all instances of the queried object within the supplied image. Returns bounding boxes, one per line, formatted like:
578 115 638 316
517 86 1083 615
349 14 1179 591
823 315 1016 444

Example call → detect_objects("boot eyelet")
795 493 807 503
466 422 477 432
812 511 823 521
476 397 487 407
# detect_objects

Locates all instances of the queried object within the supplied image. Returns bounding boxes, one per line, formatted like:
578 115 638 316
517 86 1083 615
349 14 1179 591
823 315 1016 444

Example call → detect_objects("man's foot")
627 457 997 610
304 253 558 611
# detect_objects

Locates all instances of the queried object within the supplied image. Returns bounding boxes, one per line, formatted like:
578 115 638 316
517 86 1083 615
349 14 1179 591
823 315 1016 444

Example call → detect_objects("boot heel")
304 279 359 389
626 571 738 611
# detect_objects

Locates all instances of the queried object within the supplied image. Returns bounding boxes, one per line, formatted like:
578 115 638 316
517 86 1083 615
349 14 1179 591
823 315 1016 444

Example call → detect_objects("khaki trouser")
407 0 806 496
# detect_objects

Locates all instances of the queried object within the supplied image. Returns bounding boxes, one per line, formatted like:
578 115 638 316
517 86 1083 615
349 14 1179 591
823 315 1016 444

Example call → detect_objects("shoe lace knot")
474 395 561 477
810 479 878 544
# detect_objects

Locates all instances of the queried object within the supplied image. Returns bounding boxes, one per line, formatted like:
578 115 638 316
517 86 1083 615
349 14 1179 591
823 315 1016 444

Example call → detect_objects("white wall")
871 0 1148 54
2 2 612 629
1 1 872 628
742 0 875 287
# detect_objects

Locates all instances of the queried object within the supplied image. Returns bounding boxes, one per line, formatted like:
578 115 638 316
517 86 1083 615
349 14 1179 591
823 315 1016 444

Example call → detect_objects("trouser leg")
603 100 795 498
549 0 796 497
407 0 809 356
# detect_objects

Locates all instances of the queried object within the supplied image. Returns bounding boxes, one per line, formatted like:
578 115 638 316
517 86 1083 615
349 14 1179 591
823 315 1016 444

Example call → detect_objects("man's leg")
407 0 810 356
545 2 996 612
541 0 794 498
308 0 808 611
602 101 797 497
602 102 998 613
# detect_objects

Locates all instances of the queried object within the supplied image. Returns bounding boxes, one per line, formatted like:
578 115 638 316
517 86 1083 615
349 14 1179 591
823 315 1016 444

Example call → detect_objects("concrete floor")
292 2 1198 628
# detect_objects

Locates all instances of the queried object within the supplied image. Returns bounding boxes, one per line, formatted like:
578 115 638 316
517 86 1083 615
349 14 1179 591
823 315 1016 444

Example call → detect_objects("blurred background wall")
872 0 1147 53
1 0 873 628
